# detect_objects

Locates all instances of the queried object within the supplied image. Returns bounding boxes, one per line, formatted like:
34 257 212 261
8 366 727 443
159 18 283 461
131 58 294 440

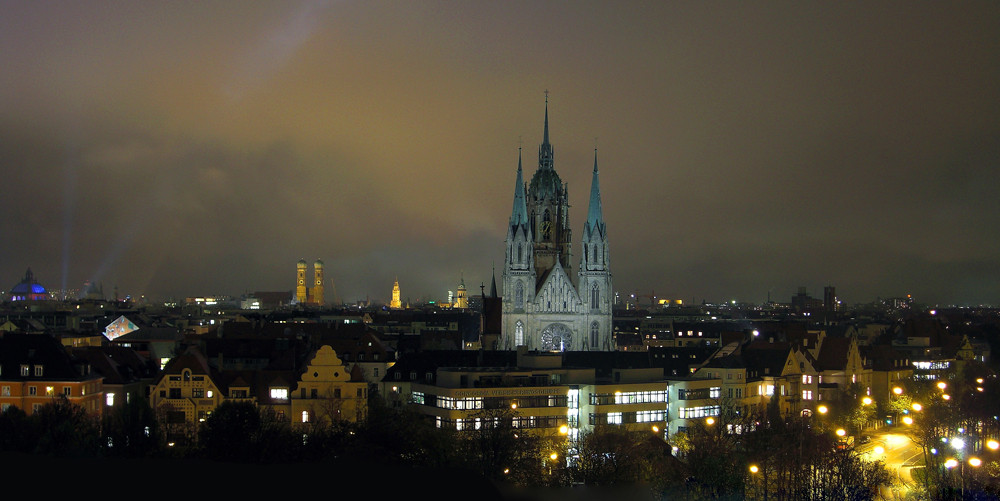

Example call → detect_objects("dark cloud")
2 1 999 305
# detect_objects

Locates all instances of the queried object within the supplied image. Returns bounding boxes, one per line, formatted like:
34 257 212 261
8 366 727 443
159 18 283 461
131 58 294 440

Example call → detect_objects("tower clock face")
316 279 322 285
299 280 304 285
541 221 552 239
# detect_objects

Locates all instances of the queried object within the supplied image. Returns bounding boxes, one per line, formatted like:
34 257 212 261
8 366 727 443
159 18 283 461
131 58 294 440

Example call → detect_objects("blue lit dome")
9 268 48 301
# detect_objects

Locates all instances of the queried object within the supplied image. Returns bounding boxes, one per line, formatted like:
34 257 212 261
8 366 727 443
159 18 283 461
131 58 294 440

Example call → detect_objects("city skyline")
2 2 999 305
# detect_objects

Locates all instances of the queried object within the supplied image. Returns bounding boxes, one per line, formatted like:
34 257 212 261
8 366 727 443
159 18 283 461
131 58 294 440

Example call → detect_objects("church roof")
10 268 47 296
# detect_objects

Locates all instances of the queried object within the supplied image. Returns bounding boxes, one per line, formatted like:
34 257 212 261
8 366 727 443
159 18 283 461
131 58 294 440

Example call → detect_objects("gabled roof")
71 345 154 384
862 344 909 371
161 347 213 376
814 336 853 372
0 333 97 381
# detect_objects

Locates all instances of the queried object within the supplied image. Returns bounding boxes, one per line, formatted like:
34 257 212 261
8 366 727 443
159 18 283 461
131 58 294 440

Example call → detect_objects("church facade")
501 99 612 351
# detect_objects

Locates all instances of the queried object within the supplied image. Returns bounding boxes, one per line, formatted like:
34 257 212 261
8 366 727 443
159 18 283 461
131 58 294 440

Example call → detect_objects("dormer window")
20 365 29 376
270 387 289 401
34 366 43 377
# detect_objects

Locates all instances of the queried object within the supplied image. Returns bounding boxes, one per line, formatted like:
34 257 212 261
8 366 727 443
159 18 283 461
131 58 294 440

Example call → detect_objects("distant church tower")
390 279 402 309
296 259 308 304
312 259 325 305
455 274 468 309
501 95 613 351
295 258 325 305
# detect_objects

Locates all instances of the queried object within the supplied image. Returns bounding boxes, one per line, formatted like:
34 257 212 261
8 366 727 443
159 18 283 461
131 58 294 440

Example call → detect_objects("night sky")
2 1 999 306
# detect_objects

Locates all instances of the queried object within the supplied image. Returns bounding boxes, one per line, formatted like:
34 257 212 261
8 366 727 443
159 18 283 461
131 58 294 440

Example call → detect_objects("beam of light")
225 0 338 101
61 140 79 300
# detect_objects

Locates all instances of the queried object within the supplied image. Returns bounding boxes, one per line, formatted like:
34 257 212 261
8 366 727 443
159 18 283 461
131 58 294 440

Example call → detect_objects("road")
859 430 925 499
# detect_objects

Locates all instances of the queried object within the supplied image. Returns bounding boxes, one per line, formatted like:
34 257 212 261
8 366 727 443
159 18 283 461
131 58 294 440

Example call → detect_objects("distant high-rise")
501 96 613 351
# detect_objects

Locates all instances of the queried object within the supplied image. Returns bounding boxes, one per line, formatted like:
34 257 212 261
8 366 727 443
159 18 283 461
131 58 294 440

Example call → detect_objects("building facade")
501 98 612 351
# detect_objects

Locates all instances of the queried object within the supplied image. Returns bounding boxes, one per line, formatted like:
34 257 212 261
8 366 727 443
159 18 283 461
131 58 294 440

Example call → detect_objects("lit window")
206 390 213 398
106 393 115 406
270 388 288 400
20 365 29 377
0 386 8 396
802 390 813 400
302 411 310 423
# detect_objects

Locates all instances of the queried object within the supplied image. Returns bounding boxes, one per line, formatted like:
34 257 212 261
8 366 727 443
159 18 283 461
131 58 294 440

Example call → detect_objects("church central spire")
539 90 554 170
543 90 550 146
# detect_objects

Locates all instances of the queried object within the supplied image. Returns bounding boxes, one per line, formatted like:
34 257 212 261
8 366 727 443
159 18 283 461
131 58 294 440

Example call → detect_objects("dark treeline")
1 395 899 500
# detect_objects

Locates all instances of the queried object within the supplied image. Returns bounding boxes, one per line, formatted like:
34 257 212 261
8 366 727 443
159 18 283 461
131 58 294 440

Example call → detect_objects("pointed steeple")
539 91 554 170
490 264 498 297
543 91 550 146
586 149 605 235
509 148 529 227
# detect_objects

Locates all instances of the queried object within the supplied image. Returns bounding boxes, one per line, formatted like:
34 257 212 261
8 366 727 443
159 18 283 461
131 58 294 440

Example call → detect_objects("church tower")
390 279 402 309
312 259 325 305
501 96 613 352
296 259 308 304
577 151 613 350
455 274 468 309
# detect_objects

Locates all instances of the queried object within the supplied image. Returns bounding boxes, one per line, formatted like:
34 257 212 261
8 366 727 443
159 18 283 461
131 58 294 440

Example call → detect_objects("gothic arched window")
517 243 522 262
590 322 599 349
591 283 599 309
515 281 524 308
515 321 524 347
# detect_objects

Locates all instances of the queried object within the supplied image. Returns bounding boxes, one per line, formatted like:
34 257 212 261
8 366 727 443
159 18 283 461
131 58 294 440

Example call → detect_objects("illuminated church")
295 259 324 305
501 98 612 351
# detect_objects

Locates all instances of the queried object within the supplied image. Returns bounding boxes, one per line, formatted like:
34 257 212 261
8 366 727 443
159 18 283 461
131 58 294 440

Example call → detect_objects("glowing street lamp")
902 416 914 425
873 445 885 455
942 394 951 401
749 465 759 474
969 457 982 467
937 382 947 390
705 417 715 426
836 428 847 437
862 396 873 406
912 403 923 411
893 387 903 395
817 405 828 414
945 458 958 469
987 439 999 451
